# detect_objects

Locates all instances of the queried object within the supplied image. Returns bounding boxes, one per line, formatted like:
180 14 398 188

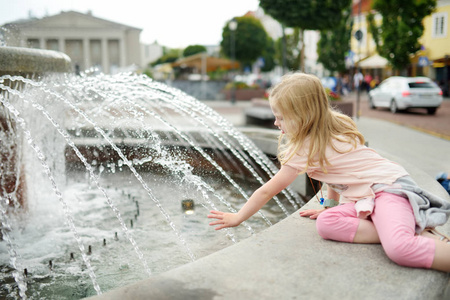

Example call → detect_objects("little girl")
208 72 450 272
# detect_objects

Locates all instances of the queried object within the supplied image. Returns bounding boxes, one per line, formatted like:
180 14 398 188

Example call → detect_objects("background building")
1 11 142 74
141 41 164 68
350 0 449 95
418 0 450 95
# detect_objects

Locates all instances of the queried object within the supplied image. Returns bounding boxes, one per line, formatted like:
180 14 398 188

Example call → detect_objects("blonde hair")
269 72 365 173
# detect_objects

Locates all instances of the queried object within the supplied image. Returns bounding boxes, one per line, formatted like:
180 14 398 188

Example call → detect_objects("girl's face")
271 105 286 134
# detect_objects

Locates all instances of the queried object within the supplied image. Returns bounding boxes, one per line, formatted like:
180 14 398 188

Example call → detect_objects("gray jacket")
373 176 450 234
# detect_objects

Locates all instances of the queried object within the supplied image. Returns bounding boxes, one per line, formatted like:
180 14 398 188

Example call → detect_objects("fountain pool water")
0 72 304 299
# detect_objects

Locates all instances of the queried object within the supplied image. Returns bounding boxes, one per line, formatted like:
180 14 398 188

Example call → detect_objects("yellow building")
350 0 450 95
414 0 450 93
350 0 391 80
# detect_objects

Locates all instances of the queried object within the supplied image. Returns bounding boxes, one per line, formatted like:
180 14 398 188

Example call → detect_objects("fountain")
0 46 304 299
0 46 73 210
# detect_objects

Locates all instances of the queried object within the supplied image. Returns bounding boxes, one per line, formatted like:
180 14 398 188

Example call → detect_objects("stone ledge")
0 46 72 74
244 99 275 128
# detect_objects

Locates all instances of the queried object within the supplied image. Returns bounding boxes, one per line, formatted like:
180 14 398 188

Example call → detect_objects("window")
432 12 448 38
46 39 58 51
27 39 40 48
409 82 435 89
90 40 102 66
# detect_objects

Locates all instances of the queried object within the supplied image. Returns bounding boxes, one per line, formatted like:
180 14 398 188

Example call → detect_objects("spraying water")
0 71 304 299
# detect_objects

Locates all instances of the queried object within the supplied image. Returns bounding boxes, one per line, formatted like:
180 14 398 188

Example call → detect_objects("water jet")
0 46 71 211
0 46 304 298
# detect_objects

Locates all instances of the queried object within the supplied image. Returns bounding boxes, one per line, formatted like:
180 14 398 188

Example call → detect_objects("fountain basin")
0 46 72 210
0 46 71 75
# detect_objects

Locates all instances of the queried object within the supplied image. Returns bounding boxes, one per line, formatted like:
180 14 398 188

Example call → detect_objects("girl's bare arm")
326 185 340 202
208 165 299 230
299 185 340 219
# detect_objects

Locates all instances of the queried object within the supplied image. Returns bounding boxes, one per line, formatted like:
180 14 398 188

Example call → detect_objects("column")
101 38 109 74
83 38 91 71
120 35 127 68
58 38 65 53
39 38 45 49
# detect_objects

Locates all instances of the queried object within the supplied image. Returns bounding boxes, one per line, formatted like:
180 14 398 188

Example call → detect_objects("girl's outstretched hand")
299 208 326 219
208 210 242 230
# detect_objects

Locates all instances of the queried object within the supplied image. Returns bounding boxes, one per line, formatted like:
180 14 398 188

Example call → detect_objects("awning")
358 54 388 69
432 56 450 66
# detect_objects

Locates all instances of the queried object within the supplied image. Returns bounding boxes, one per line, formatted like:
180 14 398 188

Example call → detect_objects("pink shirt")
285 138 409 204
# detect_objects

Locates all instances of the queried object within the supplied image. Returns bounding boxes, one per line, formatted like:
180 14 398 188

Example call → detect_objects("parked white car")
368 76 443 114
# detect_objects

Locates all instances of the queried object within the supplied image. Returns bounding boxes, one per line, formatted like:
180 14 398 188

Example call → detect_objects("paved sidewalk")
355 117 450 179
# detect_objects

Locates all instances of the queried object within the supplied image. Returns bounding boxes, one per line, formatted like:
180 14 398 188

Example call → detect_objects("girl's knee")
316 207 360 242
315 213 328 239
382 243 408 266
382 237 434 268
316 209 341 239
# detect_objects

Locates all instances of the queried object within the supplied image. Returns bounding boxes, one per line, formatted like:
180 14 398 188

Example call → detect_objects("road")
347 92 450 140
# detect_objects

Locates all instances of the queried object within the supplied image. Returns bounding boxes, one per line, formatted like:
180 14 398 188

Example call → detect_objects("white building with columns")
1 11 142 74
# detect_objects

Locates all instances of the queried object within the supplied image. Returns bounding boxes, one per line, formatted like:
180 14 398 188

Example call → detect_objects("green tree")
259 0 352 71
150 53 178 66
183 44 207 57
221 16 268 69
150 48 182 66
260 0 352 30
260 36 276 72
367 0 437 72
317 7 353 74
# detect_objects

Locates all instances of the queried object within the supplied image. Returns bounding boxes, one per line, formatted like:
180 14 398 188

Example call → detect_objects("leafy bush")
325 88 340 101
224 81 256 90
183 45 207 57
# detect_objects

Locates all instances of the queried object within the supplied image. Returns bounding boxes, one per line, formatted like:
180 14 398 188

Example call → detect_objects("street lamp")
228 19 237 104
356 0 362 120
282 25 287 74
282 27 294 74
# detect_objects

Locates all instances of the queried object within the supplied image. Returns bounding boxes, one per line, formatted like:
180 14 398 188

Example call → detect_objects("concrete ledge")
244 98 275 128
86 132 450 300
0 46 72 74
245 106 275 120
244 106 276 128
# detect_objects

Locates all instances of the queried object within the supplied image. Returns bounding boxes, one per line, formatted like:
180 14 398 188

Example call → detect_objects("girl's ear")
286 118 298 134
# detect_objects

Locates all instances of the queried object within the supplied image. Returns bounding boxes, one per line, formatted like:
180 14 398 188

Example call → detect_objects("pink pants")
316 191 435 268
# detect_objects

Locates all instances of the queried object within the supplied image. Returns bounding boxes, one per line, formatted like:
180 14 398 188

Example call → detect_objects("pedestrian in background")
353 69 363 92
364 73 373 92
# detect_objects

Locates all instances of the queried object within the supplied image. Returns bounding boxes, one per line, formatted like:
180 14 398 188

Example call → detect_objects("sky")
0 0 260 48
